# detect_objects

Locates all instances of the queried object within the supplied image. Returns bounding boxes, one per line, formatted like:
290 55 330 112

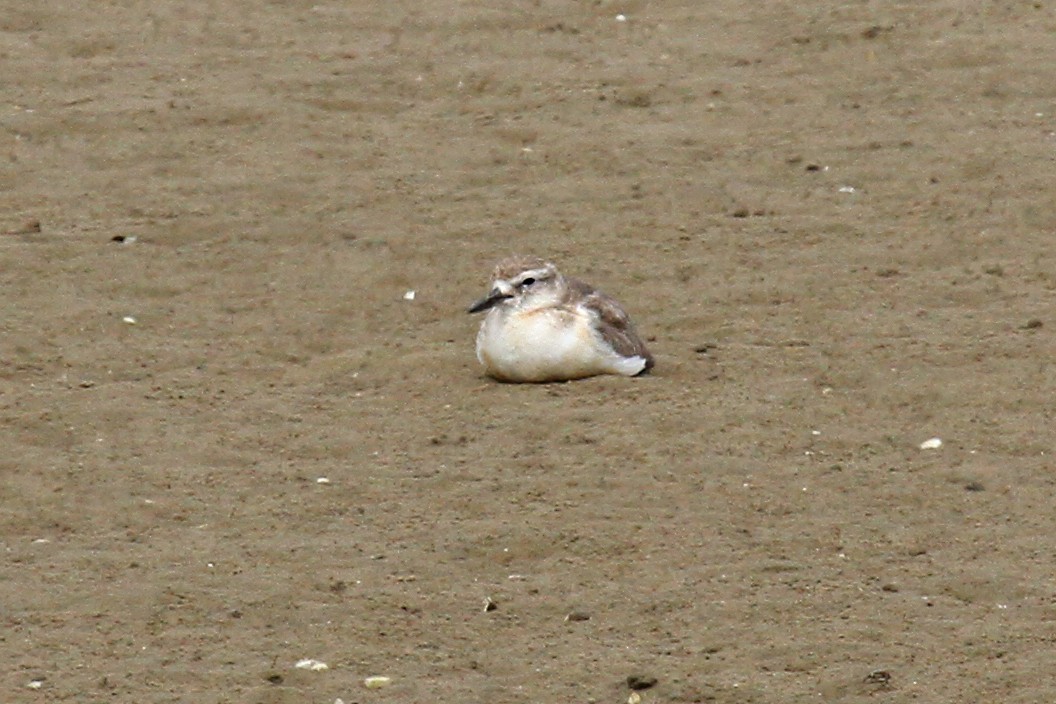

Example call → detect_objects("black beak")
467 289 512 313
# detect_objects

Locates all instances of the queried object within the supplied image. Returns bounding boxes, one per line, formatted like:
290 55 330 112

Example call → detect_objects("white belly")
476 307 642 382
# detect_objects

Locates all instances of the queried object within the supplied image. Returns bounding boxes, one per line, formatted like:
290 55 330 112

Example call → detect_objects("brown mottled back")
566 277 654 372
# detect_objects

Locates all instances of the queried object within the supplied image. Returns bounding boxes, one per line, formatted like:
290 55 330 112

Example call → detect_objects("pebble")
627 674 657 690
364 676 391 689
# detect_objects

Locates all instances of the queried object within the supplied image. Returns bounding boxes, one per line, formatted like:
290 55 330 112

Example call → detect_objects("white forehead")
516 266 553 281
493 265 556 284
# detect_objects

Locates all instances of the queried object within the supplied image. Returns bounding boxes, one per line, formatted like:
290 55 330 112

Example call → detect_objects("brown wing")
567 277 654 372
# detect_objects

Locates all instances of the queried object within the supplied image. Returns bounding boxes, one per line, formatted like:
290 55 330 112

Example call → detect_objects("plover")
467 255 654 382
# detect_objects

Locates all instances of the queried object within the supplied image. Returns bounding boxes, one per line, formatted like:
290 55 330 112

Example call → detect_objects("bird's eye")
521 277 536 287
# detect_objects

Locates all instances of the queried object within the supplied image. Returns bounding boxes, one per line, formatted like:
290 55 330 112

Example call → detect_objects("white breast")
476 306 645 382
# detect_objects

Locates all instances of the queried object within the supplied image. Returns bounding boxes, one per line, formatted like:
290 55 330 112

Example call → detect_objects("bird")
467 255 654 382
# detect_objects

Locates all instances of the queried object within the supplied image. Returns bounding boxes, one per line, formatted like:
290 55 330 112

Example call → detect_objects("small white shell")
364 676 391 689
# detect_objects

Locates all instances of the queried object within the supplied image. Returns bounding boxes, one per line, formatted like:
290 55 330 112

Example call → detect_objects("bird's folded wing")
568 278 653 365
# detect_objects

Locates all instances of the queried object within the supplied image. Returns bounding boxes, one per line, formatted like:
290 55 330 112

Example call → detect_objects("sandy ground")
3 1 1056 702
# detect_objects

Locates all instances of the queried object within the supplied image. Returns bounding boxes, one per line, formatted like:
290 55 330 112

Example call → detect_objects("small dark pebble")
266 674 283 685
565 611 591 622
4 219 41 235
627 675 658 691
730 207 750 218
805 163 821 171
1023 319 1043 330
693 343 717 354
483 597 497 612
881 583 900 592
965 481 985 492
863 669 892 685
861 25 890 39
111 235 127 242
